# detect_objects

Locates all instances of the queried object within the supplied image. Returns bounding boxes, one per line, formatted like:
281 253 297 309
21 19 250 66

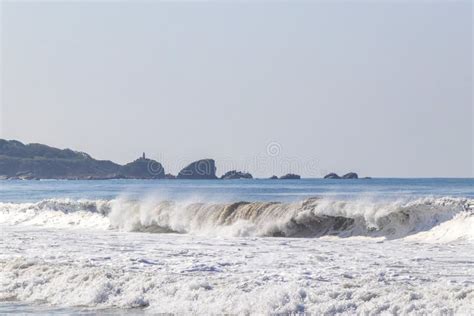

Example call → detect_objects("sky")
0 1 472 178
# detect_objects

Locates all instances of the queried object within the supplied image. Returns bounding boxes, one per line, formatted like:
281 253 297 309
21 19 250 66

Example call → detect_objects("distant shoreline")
0 139 367 180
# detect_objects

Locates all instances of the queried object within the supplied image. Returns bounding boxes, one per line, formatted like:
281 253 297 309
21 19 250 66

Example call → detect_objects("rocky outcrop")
269 175 278 180
279 173 301 180
165 173 176 179
118 158 165 179
0 155 119 180
342 172 358 179
221 170 253 180
0 139 166 180
0 139 92 160
177 159 217 179
324 172 360 179
324 173 341 179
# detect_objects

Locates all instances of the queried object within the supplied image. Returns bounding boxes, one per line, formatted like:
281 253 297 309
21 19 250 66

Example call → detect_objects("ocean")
0 178 473 314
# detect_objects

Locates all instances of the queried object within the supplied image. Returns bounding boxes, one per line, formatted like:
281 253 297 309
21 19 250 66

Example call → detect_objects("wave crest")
1 197 472 241
0 199 111 229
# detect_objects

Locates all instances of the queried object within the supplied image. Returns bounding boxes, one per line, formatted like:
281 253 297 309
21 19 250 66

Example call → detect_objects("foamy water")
0 179 473 314
1 196 473 241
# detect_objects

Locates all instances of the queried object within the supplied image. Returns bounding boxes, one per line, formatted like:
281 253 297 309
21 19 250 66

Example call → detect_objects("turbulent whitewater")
1 179 473 314
1 196 473 241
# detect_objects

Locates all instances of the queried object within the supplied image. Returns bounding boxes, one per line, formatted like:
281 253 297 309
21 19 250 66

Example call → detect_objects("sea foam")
1 196 472 241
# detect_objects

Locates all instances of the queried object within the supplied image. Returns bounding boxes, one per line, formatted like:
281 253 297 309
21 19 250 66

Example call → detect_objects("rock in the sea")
324 172 360 179
342 172 358 179
165 173 176 179
118 157 165 179
177 159 217 179
221 170 253 180
279 173 301 180
324 173 341 179
269 175 278 180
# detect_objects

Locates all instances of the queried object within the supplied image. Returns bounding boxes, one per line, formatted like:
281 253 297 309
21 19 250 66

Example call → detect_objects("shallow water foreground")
1 225 473 314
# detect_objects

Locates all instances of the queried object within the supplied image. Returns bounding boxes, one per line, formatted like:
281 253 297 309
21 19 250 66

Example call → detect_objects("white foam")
1 196 473 241
0 226 473 314
406 211 474 242
1 196 473 313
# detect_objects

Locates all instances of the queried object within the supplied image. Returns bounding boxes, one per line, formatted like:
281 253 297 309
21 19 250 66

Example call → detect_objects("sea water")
0 178 473 314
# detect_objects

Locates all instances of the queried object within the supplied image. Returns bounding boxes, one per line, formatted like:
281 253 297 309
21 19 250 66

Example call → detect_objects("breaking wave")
0 197 473 241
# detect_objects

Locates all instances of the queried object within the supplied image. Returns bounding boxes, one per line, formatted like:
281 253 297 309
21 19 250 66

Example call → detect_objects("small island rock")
118 157 165 179
221 170 253 179
279 173 301 180
324 173 341 179
342 172 358 179
177 159 217 179
324 172 361 179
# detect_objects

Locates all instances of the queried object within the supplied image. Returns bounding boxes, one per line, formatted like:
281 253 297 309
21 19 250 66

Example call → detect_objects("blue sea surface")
0 178 472 203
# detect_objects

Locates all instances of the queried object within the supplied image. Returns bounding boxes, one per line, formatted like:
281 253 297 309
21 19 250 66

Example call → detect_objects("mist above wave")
0 196 472 241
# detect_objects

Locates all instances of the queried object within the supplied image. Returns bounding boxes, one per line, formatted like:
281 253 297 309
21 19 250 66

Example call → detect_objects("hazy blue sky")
1 1 472 177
